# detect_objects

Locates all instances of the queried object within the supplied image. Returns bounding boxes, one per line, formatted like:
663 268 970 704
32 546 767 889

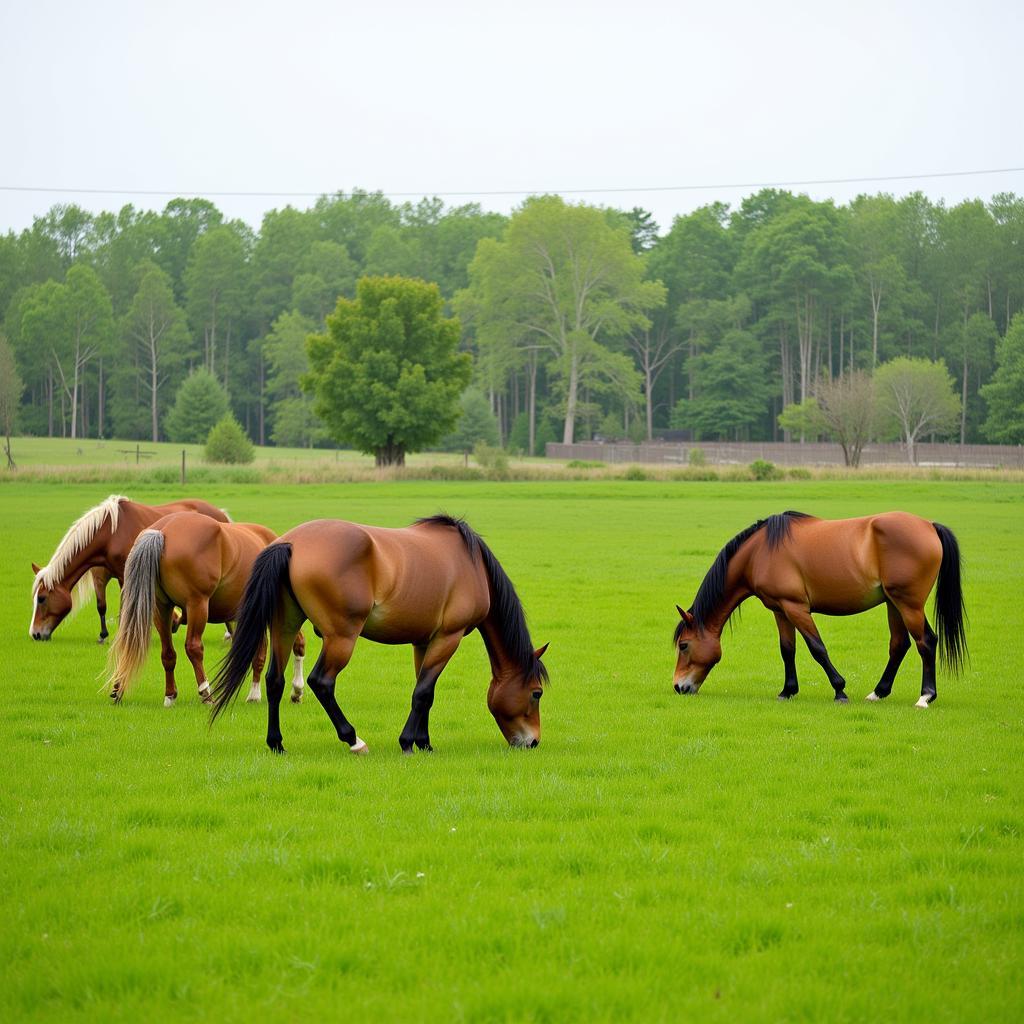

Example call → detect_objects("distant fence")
546 441 1024 469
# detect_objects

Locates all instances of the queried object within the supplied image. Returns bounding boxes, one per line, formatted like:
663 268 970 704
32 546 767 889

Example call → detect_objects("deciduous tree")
875 356 960 463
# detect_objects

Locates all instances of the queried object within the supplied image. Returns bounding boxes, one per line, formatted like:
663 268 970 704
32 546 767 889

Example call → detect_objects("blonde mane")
32 495 130 616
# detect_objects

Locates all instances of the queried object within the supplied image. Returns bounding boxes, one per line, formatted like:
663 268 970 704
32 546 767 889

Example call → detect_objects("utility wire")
0 166 1022 201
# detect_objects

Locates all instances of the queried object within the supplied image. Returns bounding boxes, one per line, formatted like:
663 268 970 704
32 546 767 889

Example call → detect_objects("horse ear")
676 605 694 627
32 561 41 575
534 643 549 659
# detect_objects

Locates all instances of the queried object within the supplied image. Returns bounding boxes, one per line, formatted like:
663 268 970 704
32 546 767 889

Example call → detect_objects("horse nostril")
674 682 683 693
529 738 539 748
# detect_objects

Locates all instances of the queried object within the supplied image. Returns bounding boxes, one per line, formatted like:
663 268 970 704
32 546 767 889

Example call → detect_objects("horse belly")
361 603 436 646
807 577 885 616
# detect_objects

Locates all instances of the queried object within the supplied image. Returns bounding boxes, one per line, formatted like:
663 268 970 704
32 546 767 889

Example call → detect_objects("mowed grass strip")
1 481 1022 1022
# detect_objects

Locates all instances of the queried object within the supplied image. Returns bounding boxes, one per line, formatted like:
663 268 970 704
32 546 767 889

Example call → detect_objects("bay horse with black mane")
30 495 230 642
673 511 966 707
211 515 548 754
106 512 306 707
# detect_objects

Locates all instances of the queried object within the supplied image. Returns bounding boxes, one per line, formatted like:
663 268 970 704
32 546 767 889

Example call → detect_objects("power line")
0 166 1022 202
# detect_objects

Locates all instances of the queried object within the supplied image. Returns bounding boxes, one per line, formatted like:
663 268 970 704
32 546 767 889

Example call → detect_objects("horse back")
283 519 489 643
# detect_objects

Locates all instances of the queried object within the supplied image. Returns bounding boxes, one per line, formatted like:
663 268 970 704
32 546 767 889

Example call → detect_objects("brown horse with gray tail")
210 515 548 754
106 512 306 706
672 511 966 706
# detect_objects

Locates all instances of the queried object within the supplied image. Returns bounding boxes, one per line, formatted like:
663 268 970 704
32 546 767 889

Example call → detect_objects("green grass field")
2 479 1022 1022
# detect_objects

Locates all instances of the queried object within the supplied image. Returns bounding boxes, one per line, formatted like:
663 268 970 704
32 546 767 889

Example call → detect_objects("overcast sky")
2 0 1022 236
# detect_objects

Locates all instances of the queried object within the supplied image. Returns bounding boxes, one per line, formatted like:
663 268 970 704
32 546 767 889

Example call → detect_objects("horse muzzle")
31 629 52 642
674 676 700 695
509 733 540 749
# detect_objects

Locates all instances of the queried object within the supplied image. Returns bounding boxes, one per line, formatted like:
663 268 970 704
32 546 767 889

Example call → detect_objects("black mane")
677 511 812 638
414 515 547 684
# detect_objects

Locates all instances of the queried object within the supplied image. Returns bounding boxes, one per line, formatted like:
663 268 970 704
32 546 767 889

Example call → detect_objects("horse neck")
53 521 115 591
476 612 521 681
703 545 755 636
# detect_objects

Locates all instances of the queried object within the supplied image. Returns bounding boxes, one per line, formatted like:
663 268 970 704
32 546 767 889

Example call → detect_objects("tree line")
1 187 1023 455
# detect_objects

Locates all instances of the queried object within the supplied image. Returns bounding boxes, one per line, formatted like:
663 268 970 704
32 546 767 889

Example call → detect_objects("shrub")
473 442 510 480
567 459 606 469
688 447 708 467
623 465 648 480
750 459 783 481
787 467 813 480
205 415 255 464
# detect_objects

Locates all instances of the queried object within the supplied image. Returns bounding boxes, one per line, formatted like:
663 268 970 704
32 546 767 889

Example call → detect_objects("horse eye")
37 595 46 605
679 642 689 652
532 690 543 701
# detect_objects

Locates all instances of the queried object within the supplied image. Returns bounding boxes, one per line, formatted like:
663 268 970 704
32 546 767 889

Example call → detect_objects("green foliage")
164 368 231 444
566 459 606 468
750 459 783 480
787 466 813 480
622 464 648 480
472 441 509 479
778 398 827 439
507 411 531 455
0 333 24 467
875 356 961 462
204 413 255 464
981 313 1024 442
441 388 500 452
688 447 707 467
305 276 471 466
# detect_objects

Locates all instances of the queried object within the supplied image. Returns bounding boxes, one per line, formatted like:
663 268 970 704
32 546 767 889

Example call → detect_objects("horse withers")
106 512 306 707
210 515 548 755
672 511 966 707
30 495 230 643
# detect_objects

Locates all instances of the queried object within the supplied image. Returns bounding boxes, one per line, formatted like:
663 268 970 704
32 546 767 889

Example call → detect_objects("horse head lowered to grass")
672 510 966 707
30 495 230 642
211 514 548 754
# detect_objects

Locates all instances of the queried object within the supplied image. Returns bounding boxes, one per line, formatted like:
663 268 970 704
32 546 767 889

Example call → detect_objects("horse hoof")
350 738 369 755
865 691 882 702
290 692 303 704
777 692 796 701
834 692 849 703
163 694 177 708
915 696 932 709
245 693 261 704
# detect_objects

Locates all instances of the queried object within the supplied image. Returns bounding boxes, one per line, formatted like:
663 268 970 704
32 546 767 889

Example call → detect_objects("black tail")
210 542 293 721
932 522 968 676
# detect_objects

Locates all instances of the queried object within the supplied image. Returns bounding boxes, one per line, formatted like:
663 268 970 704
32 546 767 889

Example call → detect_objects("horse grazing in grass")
30 495 230 642
106 512 306 707
211 514 548 755
672 511 966 707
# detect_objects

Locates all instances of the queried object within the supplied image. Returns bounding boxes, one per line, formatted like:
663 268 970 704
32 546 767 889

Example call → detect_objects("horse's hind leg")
154 602 178 707
867 601 911 701
886 598 938 707
774 612 799 699
92 568 111 643
780 601 848 702
290 631 306 704
399 632 463 753
306 632 367 754
182 599 213 703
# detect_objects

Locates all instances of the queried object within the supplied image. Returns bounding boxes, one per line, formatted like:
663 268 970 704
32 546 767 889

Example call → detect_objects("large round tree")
305 275 471 466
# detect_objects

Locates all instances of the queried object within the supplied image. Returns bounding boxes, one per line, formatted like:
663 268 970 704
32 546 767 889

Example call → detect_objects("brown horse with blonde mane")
30 495 230 642
673 511 966 707
211 515 548 754
106 512 306 706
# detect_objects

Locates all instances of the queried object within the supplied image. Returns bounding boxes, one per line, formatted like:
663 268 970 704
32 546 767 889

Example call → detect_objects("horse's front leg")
780 601 848 702
182 599 213 703
289 630 306 703
399 632 463 753
92 568 112 644
773 611 799 699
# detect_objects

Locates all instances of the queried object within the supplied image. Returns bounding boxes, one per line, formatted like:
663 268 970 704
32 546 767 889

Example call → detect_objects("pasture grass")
1 480 1022 1022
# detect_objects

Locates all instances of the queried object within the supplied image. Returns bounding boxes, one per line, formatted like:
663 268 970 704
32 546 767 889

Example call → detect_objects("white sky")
2 0 1022 237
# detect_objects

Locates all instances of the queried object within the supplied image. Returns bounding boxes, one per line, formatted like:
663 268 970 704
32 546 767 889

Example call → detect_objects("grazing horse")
106 512 306 707
211 515 548 755
30 495 230 642
672 511 966 707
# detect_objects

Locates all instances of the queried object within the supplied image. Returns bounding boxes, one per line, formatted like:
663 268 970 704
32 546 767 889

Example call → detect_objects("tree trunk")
97 357 105 439
375 438 405 467
528 352 537 456
562 353 579 444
